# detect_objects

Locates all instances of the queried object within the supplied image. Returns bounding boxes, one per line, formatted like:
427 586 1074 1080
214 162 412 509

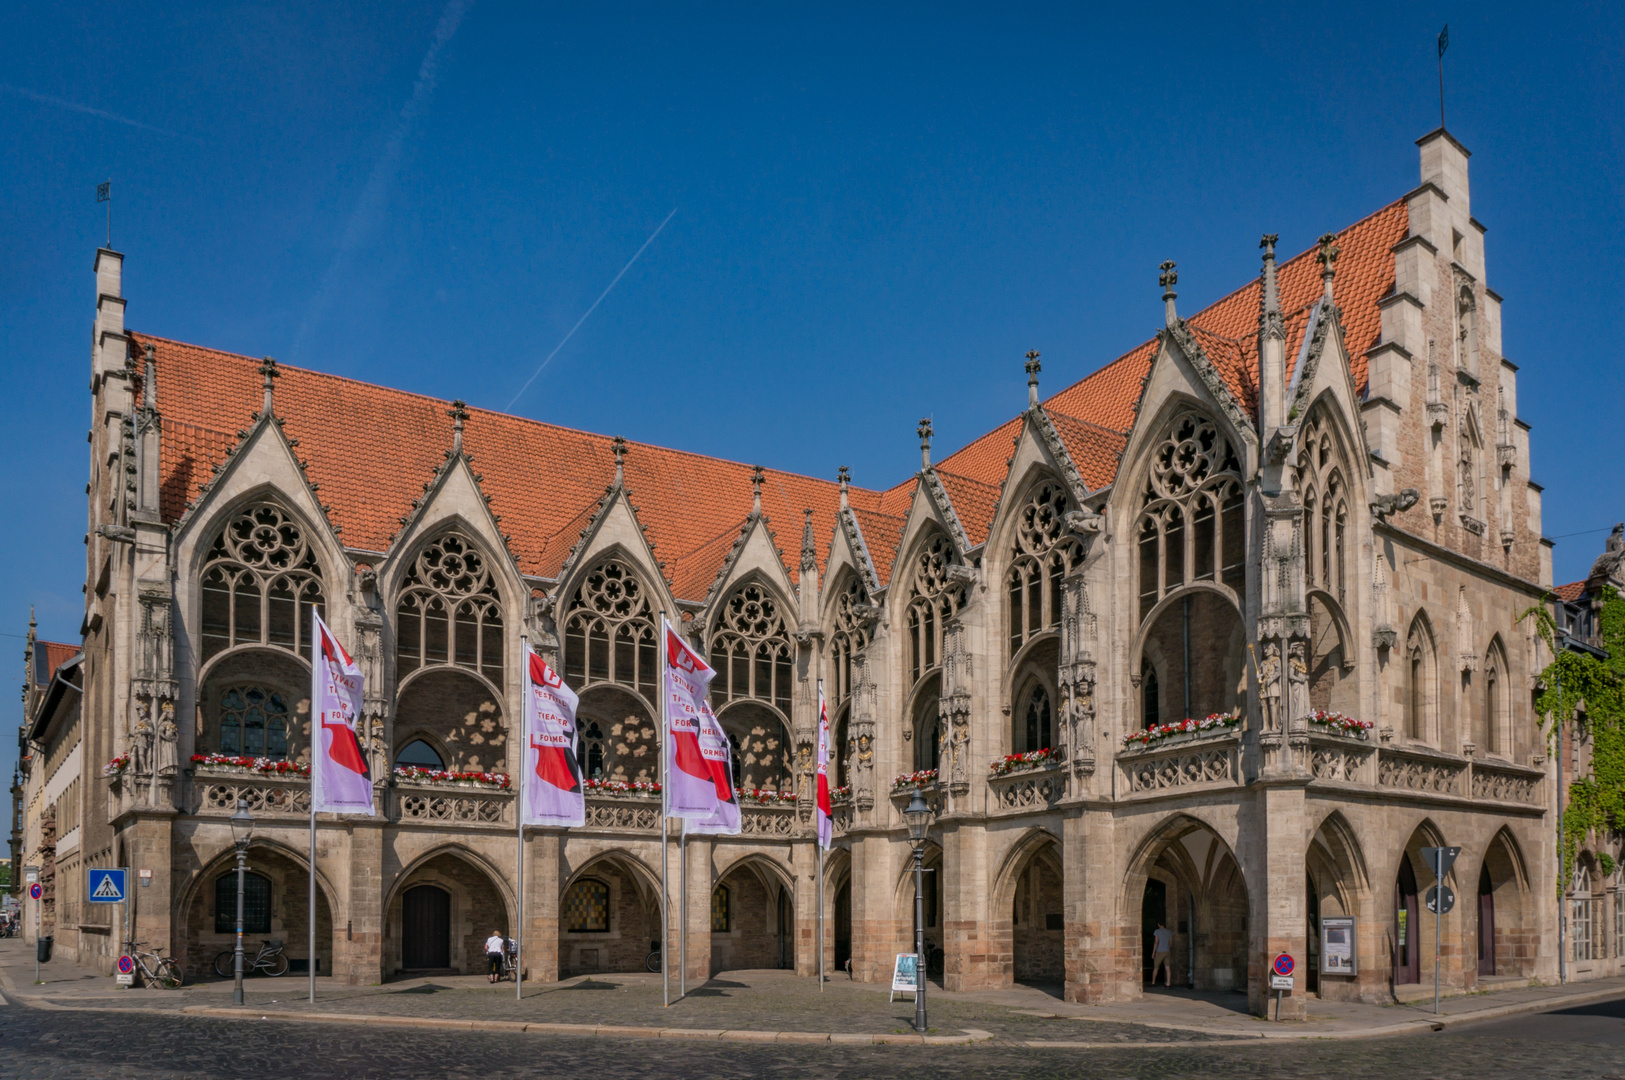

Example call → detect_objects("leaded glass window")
562 560 658 702
200 504 324 664
218 686 290 760
215 870 271 933
396 532 505 688
563 878 609 932
708 583 793 715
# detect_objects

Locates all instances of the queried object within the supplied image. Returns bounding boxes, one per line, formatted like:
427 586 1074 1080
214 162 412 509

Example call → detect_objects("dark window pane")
454 603 479 668
201 569 232 663
424 598 448 664
267 577 296 648
233 577 261 646
396 739 444 768
215 871 271 934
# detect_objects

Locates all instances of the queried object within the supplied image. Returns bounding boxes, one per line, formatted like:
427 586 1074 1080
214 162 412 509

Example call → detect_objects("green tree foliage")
1523 593 1625 890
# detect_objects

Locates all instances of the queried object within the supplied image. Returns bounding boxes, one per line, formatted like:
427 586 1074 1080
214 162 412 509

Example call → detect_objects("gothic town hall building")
24 127 1562 1016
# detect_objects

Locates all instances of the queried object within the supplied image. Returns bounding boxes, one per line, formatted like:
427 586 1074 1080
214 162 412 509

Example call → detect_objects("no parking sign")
116 954 136 987
1270 952 1295 990
28 883 41 901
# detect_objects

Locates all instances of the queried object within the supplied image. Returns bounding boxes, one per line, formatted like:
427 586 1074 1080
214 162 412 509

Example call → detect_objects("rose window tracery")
563 559 657 701
200 503 325 665
396 532 505 687
906 533 967 685
1137 412 1244 622
1007 481 1084 656
708 582 793 715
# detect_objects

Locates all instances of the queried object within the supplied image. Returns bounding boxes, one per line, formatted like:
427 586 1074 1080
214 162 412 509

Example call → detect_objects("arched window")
217 686 290 759
396 739 444 769
1405 618 1435 742
906 534 967 685
1574 864 1595 962
913 692 941 773
1007 482 1085 656
215 870 271 933
577 720 606 779
708 582 793 715
829 575 871 707
1457 285 1479 377
563 878 610 932
1019 684 1052 753
833 705 850 788
712 885 731 932
396 532 505 688
1137 412 1243 622
562 560 658 701
1141 661 1160 729
1484 660 1501 755
200 504 325 664
1295 410 1350 602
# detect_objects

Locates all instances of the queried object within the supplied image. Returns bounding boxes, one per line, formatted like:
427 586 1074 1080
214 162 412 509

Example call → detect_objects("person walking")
1150 921 1174 988
485 930 506 984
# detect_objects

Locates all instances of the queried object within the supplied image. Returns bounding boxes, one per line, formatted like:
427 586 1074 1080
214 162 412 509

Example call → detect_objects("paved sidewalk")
3 940 1622 1046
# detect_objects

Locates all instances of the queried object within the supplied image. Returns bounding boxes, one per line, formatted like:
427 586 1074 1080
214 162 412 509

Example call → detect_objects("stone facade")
22 124 1566 1016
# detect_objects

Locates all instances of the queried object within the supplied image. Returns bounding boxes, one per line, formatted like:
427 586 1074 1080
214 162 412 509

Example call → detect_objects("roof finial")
751 465 764 515
258 357 280 418
917 417 934 471
1159 261 1179 327
1024 350 1042 408
1317 233 1340 301
142 343 158 411
612 436 627 486
447 399 469 454
801 509 816 571
837 465 851 510
1258 233 1282 332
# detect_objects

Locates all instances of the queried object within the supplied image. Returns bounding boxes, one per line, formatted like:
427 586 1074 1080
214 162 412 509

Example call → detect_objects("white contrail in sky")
505 207 679 412
0 84 199 140
292 0 472 359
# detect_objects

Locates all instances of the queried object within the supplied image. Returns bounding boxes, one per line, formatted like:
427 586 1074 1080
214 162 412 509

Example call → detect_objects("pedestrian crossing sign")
88 868 127 903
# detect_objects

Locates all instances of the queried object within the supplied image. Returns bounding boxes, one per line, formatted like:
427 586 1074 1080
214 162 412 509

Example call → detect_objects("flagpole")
659 612 670 1008
309 606 318 1004
817 677 825 993
679 817 687 1000
516 636 528 1000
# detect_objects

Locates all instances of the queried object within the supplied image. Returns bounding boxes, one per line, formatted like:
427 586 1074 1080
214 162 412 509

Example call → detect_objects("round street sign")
117 955 136 975
1426 884 1456 915
28 883 42 901
1273 953 1295 977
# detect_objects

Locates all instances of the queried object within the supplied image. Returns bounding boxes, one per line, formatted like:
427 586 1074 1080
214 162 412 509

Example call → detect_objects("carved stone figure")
1258 642 1282 731
1287 641 1311 725
1369 488 1420 522
155 704 178 777
129 702 154 776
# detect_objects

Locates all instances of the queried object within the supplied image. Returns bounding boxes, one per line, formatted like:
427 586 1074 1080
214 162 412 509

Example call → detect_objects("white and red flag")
663 620 739 833
815 685 833 849
522 646 584 828
310 610 373 815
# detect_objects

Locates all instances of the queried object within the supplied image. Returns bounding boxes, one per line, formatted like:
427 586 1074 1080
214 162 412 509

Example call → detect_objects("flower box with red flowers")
889 769 938 795
102 755 131 778
737 788 798 806
1307 710 1375 740
189 753 311 778
1120 713 1241 751
392 766 510 790
989 747 1063 776
583 777 662 799
829 785 852 806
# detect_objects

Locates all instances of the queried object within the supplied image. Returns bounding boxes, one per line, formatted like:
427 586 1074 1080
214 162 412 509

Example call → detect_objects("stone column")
792 837 821 978
525 830 561 983
942 821 994 990
850 833 901 983
1063 807 1119 1003
126 812 176 972
1247 782 1309 1019
684 834 713 980
340 820 385 985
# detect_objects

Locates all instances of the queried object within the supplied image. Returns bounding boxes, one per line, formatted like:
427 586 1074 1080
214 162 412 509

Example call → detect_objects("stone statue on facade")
129 702 154 777
155 703 178 777
1287 641 1311 726
1257 641 1282 731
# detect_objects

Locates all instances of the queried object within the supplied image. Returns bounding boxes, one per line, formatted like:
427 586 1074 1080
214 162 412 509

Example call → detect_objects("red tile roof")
133 198 1407 599
33 641 79 688
1554 581 1587 603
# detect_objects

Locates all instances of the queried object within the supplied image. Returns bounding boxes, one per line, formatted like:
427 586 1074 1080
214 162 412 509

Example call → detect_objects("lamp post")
229 799 255 1006
902 788 932 1034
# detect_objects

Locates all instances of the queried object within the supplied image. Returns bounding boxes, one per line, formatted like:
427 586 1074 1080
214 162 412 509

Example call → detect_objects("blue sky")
2 2 1621 772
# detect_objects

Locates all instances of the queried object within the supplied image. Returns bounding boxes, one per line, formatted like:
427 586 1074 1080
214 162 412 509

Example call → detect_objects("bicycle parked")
213 938 289 978
645 940 661 973
122 940 184 989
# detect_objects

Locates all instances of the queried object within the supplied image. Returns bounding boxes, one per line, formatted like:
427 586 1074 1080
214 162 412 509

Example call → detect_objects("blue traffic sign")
87 868 127 904
1273 953 1295 977
28 883 41 901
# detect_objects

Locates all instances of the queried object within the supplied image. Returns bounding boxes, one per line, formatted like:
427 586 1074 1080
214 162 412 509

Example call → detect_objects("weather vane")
96 180 111 248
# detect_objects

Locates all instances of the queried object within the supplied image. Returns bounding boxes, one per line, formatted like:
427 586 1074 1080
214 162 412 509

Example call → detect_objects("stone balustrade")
986 764 1070 814
1116 731 1243 797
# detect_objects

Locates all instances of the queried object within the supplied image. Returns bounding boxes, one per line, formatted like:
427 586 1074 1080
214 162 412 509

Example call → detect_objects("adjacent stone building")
31 124 1562 1013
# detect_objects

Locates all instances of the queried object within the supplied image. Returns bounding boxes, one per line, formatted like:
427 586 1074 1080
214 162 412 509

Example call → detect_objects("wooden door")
402 885 450 970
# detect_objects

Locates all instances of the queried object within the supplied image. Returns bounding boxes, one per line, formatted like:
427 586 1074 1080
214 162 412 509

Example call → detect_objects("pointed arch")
560 552 661 703
392 525 509 689
900 528 967 688
1404 610 1439 744
1480 635 1512 757
707 574 795 717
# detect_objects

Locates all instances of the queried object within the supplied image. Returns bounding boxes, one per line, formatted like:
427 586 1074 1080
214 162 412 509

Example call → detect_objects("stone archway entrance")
834 873 852 972
1010 839 1064 987
711 859 796 975
559 856 661 977
180 843 334 980
1125 818 1249 995
385 851 510 978
1395 853 1420 985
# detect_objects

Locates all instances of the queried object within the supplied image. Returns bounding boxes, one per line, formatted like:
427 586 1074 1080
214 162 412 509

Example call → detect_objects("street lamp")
903 787 932 1034
229 799 255 1006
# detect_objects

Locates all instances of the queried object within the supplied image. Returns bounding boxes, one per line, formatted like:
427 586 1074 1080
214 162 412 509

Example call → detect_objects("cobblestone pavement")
2 993 1624 1079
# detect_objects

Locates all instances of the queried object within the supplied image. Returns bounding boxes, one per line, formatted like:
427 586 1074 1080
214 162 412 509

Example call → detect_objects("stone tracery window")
563 559 657 702
1017 683 1052 753
217 685 290 759
829 575 871 707
1296 410 1349 603
200 504 325 665
906 533 968 686
1137 413 1243 622
708 582 793 715
396 532 505 688
1006 481 1084 656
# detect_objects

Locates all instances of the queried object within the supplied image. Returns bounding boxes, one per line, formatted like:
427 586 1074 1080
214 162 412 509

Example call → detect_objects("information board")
1320 916 1357 975
889 953 920 1001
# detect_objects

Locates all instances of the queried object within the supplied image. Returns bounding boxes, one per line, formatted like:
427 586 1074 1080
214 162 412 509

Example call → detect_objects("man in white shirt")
1150 922 1174 987
485 930 507 983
